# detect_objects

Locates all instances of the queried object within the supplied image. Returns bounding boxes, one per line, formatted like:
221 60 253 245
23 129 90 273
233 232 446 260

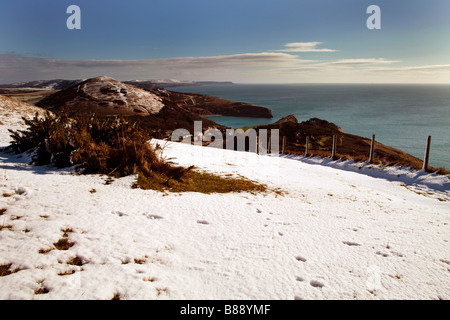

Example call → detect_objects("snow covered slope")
0 101 448 300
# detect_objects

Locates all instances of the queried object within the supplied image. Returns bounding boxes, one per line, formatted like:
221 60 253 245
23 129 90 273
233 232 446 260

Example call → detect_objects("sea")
170 84 450 169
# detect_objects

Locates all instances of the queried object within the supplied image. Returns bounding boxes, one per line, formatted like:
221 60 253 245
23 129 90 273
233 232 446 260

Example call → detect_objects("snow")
0 101 449 300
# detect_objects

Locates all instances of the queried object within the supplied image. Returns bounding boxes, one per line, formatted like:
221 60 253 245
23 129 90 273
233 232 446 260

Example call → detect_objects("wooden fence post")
422 136 431 172
305 136 309 157
331 135 336 159
368 134 375 163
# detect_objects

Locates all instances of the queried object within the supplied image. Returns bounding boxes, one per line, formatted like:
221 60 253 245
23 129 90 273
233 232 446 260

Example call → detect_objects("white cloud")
277 42 337 53
0 52 314 83
322 58 400 66
0 48 449 84
367 64 450 72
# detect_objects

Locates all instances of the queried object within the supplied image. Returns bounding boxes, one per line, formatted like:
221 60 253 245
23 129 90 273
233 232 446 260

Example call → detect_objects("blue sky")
0 0 449 83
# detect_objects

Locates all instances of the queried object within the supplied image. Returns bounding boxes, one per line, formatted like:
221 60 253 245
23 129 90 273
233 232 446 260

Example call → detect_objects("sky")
0 0 449 84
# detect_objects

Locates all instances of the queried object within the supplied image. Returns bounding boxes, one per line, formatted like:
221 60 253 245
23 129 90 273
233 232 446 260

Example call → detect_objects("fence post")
331 135 336 159
422 135 431 172
368 134 375 163
305 136 309 157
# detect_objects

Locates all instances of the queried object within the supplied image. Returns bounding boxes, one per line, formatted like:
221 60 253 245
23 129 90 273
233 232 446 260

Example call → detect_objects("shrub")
8 112 189 180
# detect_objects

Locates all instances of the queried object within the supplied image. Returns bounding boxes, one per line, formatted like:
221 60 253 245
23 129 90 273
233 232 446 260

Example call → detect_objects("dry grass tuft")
53 238 74 251
111 292 121 300
0 263 20 277
0 224 13 231
134 258 147 264
39 248 53 254
34 287 50 295
34 281 49 295
156 287 168 296
66 256 84 266
136 169 270 194
61 228 74 238
57 270 76 276
143 277 156 282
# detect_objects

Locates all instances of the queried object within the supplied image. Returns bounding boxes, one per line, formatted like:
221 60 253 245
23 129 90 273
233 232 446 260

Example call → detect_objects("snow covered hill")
0 98 448 300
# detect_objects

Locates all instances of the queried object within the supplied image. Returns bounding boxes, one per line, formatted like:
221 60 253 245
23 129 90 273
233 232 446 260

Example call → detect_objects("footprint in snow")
376 251 390 258
343 241 361 246
391 251 404 258
295 276 304 282
310 280 325 288
112 211 127 217
144 214 164 220
197 220 209 225
256 208 262 214
295 256 307 262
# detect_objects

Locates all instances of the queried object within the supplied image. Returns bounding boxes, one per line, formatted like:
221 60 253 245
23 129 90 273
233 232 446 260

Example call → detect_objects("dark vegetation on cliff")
252 115 447 173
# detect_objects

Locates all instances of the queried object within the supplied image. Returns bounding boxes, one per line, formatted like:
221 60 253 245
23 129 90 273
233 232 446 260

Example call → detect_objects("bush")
8 112 190 180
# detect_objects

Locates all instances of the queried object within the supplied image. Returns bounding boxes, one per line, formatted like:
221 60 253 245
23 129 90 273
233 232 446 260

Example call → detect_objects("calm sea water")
171 84 450 169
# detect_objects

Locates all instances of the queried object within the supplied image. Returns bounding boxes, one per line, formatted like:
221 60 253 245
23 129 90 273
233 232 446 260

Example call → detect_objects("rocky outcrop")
36 76 165 116
274 114 298 125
